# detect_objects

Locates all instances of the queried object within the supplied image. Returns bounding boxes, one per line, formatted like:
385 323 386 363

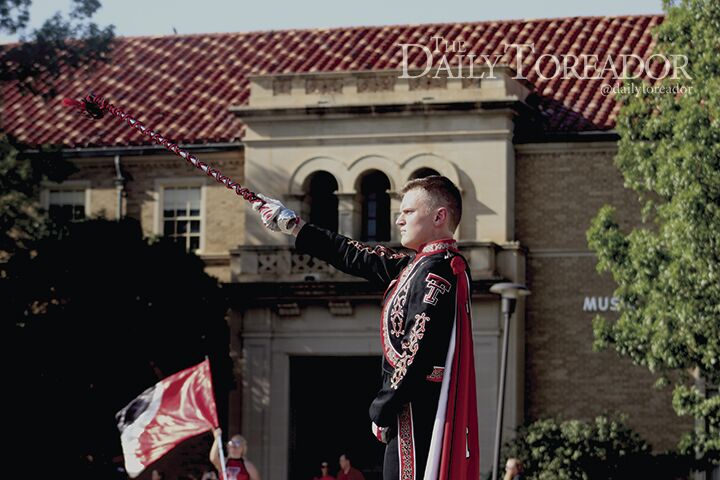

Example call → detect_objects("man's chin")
400 237 418 251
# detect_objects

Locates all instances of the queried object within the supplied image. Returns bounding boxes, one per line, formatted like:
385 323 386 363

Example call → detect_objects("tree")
587 0 719 466
0 137 76 256
5 219 232 477
1 0 114 258
0 0 114 96
1 4 232 478
499 415 694 480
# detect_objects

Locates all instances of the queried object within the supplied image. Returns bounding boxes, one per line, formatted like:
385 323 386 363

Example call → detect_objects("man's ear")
434 207 448 226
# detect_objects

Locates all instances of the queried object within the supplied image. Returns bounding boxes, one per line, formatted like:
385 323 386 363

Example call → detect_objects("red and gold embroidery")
381 260 424 366
390 282 410 337
425 366 445 383
419 239 457 254
398 403 415 480
390 312 430 389
348 239 407 259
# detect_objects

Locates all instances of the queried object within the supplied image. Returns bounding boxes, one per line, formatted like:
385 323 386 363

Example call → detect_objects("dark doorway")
289 356 385 480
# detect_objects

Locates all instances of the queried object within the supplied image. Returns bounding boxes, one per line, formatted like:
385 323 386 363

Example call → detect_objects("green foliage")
0 136 76 256
587 0 719 462
0 0 31 33
5 218 232 476
0 0 115 256
500 416 694 480
0 0 114 97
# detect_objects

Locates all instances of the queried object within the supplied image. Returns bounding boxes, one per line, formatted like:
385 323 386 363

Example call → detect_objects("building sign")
582 296 619 312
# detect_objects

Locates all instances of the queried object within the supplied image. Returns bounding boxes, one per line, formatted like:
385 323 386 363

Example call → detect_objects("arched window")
409 167 440 180
302 171 338 231
359 170 390 242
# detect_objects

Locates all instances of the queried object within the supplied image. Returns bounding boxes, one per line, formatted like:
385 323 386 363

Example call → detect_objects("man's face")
396 188 436 251
505 459 518 475
339 455 348 470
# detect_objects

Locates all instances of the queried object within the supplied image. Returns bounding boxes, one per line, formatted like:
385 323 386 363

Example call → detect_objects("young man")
337 453 365 480
252 176 479 480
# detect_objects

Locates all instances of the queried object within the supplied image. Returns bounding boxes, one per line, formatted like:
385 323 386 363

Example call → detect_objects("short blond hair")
401 175 462 232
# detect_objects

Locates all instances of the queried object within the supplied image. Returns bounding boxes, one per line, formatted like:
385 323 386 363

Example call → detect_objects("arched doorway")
303 171 339 232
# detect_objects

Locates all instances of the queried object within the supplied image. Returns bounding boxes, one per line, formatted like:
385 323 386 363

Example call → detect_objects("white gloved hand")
371 422 389 444
251 193 299 235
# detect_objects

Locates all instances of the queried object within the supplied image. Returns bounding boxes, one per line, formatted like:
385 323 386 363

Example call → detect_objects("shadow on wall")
457 167 496 240
245 159 498 246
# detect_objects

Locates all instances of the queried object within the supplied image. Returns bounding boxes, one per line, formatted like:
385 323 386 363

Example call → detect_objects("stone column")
337 192 361 238
390 191 401 242
240 309 273 477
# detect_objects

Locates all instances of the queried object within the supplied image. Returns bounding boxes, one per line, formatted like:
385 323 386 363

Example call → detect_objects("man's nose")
395 215 404 226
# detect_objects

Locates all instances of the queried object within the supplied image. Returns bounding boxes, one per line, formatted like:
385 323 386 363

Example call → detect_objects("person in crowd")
209 429 261 480
336 453 365 480
503 457 525 480
312 460 335 480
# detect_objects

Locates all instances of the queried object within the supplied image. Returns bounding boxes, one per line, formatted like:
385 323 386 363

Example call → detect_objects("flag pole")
216 428 228 480
205 356 228 480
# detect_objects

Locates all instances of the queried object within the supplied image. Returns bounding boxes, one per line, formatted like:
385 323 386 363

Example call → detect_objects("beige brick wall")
61 159 119 218
515 144 692 452
515 145 641 250
66 149 244 282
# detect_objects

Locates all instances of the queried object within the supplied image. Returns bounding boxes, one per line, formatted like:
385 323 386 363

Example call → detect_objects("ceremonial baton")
62 94 267 208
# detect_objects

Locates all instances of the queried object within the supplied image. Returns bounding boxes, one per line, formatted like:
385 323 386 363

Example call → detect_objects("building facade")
2 14 692 480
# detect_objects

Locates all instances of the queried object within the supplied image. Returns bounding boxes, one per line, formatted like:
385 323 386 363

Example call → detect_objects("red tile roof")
1 15 663 148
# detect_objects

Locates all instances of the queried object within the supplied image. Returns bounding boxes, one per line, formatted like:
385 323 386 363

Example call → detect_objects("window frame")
41 180 92 222
154 178 208 254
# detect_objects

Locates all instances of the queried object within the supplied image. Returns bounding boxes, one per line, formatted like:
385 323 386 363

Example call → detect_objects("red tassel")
62 98 83 108
451 256 465 275
63 96 104 119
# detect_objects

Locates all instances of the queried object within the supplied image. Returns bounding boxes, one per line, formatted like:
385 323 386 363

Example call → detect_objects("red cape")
437 256 480 480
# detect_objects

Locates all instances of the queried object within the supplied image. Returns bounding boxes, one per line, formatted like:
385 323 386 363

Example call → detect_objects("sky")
1 0 664 43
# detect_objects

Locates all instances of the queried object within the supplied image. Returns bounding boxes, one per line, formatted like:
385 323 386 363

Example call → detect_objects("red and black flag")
116 359 219 477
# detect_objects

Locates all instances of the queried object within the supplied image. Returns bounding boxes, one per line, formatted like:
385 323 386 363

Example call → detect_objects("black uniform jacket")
295 223 466 430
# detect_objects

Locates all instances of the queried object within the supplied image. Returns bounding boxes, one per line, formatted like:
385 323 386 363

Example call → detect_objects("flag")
116 359 219 478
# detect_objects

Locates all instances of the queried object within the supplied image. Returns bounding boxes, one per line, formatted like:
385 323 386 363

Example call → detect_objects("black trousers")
382 384 442 480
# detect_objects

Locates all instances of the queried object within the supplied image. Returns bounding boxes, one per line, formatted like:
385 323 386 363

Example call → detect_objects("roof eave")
23 141 243 158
